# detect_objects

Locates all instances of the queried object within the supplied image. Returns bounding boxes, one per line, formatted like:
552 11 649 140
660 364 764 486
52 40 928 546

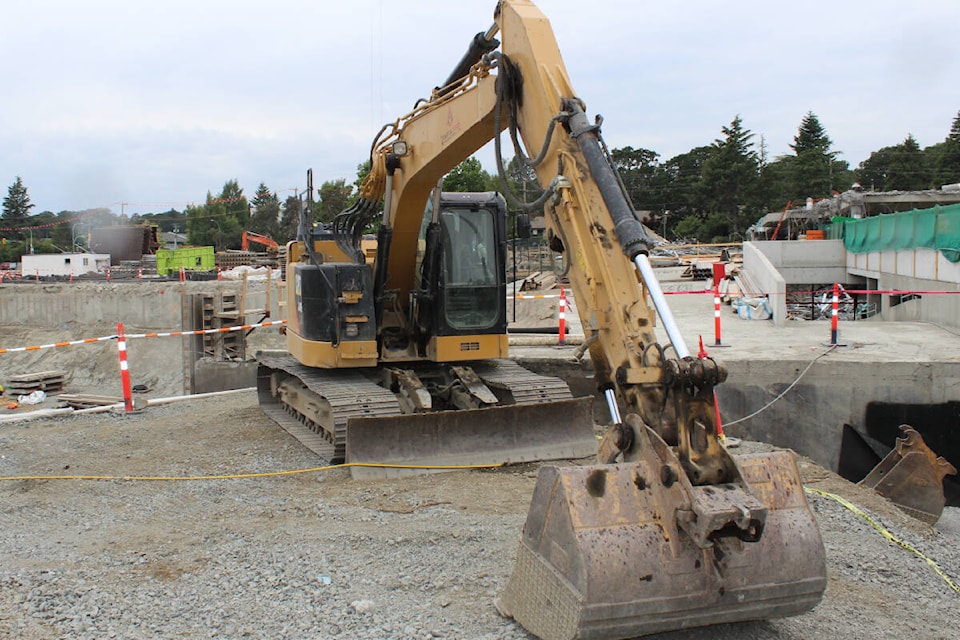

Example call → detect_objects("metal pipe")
382 173 394 227
633 253 690 359
604 388 622 426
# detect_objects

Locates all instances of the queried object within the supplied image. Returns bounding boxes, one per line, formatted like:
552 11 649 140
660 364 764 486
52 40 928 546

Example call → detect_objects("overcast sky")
3 0 958 215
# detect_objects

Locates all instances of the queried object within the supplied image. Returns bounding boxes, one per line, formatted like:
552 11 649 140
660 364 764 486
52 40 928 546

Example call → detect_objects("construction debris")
58 394 124 410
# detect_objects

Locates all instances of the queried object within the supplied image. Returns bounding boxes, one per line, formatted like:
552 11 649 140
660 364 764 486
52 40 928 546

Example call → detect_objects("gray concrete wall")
752 240 849 285
524 354 960 477
0 280 282 329
878 273 960 331
0 279 285 396
716 359 960 472
0 282 184 328
194 359 259 394
847 247 960 330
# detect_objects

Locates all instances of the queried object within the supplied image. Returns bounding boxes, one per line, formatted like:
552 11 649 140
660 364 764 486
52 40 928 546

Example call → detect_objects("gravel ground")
1 392 958 640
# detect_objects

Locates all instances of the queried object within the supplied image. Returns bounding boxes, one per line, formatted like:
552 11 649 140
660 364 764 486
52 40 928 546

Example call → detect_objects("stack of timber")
5 370 67 395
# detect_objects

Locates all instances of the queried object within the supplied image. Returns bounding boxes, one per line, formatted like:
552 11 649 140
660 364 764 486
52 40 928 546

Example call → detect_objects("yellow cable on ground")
805 486 959 596
6 466 956 597
0 461 506 483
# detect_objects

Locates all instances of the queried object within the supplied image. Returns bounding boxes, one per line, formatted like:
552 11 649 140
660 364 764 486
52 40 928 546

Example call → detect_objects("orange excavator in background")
241 231 279 254
256 1 828 638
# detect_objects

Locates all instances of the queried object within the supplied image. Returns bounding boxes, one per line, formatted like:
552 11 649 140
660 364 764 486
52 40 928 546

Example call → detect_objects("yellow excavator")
256 1 827 637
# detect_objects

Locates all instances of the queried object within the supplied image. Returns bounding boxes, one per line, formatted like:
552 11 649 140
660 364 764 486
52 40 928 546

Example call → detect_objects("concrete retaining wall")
521 354 960 477
848 247 960 331
752 239 849 285
0 282 184 328
0 280 281 329
716 358 960 472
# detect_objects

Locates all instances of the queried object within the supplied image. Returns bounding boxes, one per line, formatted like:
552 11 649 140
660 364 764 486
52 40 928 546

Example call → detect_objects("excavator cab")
409 191 508 359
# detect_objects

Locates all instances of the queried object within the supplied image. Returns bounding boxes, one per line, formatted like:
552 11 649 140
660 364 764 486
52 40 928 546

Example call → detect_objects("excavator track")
256 351 402 462
472 359 574 404
256 351 590 469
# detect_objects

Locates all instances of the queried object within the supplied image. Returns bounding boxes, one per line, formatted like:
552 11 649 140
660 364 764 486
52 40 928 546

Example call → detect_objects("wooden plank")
58 394 123 409
8 370 67 383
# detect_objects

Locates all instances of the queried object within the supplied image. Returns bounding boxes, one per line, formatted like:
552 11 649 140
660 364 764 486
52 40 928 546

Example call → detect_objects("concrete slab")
509 269 960 495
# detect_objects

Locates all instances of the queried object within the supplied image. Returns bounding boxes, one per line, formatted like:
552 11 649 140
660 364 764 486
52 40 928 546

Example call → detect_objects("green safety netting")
841 204 960 263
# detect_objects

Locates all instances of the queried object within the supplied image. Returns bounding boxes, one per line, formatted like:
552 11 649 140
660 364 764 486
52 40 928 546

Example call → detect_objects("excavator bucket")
497 425 826 640
345 396 597 480
860 424 957 524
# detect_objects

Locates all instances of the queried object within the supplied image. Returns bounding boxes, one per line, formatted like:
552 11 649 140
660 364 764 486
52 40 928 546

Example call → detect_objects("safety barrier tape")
804 487 959 596
660 288 960 297
0 335 117 354
0 320 286 355
124 319 286 340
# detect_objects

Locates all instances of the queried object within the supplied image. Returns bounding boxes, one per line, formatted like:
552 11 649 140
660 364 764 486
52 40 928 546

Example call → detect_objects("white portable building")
21 253 111 277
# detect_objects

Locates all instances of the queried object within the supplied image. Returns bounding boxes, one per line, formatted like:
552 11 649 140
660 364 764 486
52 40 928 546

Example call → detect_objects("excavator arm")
355 0 729 484
347 3 826 638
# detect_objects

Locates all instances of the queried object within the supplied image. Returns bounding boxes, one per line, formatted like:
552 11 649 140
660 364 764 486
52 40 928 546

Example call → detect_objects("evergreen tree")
186 180 247 250
788 112 839 200
279 195 302 242
758 154 796 212
317 179 354 224
698 115 759 237
858 135 931 191
610 146 660 211
249 182 281 238
649 146 711 239
927 110 960 187
791 112 831 155
2 176 35 241
442 157 493 192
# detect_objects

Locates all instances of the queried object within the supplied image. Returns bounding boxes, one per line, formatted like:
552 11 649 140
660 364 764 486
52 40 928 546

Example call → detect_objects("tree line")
3 109 959 262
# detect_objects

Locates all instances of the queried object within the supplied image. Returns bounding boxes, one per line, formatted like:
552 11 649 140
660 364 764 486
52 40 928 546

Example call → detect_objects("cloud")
3 0 960 212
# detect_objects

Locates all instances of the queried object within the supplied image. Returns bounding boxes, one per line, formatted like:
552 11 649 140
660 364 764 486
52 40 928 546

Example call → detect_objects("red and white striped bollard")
117 322 134 412
558 287 566 346
713 282 723 346
831 282 839 345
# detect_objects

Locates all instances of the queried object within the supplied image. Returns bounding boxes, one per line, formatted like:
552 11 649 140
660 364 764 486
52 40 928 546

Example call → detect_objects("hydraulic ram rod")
633 253 691 359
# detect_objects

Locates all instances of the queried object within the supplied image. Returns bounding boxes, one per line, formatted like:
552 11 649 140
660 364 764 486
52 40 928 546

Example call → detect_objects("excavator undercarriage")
256 352 596 480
